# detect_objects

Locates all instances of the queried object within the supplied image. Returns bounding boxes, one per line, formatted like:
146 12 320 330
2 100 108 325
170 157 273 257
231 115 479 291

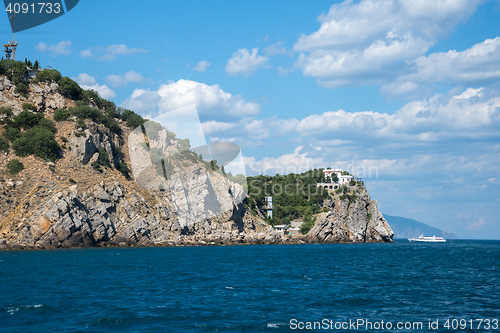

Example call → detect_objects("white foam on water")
7 307 19 315
6 304 42 315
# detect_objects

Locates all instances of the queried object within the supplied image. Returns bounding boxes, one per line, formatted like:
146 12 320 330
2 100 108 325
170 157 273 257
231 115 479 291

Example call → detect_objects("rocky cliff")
306 185 394 243
0 75 284 249
0 74 392 249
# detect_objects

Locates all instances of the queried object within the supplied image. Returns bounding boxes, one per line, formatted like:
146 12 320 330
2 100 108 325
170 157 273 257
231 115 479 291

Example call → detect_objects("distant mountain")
384 214 458 239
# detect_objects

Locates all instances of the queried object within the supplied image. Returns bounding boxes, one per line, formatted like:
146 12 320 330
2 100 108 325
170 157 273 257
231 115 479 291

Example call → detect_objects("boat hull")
408 238 446 242
408 235 446 242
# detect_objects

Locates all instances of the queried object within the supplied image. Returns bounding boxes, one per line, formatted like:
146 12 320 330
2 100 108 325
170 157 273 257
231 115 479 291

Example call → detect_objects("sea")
1 240 499 332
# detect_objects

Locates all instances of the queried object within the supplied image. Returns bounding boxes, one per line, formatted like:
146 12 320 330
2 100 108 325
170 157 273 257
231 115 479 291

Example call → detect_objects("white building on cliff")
322 169 353 185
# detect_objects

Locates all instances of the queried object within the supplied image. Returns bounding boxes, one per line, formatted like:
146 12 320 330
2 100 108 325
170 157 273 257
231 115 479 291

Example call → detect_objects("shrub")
349 179 356 186
12 126 60 162
300 215 316 235
49 166 55 173
102 115 121 134
76 119 86 129
0 136 9 152
74 132 86 137
122 109 144 128
178 138 190 151
0 106 13 117
70 105 104 124
105 106 120 119
70 104 139 133
98 148 110 167
112 146 121 157
14 110 43 129
14 82 29 97
3 60 28 85
69 178 76 184
367 213 372 219
34 69 62 83
118 161 130 179
7 159 24 174
22 103 37 112
37 118 56 132
3 127 21 142
60 136 68 142
91 161 102 172
82 89 115 110
57 76 83 100
54 108 70 121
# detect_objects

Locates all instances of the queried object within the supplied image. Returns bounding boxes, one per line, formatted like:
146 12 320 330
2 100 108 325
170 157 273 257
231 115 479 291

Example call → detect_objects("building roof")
323 169 341 173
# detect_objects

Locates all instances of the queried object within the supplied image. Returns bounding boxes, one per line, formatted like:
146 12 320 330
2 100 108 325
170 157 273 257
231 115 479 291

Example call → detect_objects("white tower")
265 196 273 219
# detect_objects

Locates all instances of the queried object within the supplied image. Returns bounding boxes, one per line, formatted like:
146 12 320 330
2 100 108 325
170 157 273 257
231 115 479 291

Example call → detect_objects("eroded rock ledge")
0 178 288 249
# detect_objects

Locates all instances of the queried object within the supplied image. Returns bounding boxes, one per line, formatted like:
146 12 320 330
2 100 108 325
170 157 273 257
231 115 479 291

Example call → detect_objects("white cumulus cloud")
293 0 484 88
193 60 211 73
203 87 500 147
73 73 116 99
466 218 486 230
121 79 261 120
36 40 72 55
225 48 269 77
263 42 289 56
72 73 96 86
104 71 144 88
80 44 147 61
383 37 500 96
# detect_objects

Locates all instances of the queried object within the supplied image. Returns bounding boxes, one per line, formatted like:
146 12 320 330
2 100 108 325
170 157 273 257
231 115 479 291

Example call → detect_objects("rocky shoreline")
0 175 393 251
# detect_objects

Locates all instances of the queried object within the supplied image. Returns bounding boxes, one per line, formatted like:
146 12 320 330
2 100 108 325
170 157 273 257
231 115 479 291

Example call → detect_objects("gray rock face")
1 171 282 249
306 186 394 243
0 76 67 115
70 122 118 165
3 78 11 90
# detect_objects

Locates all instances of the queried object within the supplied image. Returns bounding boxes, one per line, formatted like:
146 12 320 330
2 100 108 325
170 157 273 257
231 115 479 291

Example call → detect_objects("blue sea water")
0 240 499 332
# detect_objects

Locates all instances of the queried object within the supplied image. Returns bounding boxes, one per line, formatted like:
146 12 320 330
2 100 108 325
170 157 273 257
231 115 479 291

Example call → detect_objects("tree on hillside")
331 173 338 183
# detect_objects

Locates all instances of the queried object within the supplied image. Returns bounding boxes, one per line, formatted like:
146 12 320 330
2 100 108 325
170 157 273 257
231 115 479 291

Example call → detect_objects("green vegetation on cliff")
246 169 330 226
7 159 24 174
0 61 146 165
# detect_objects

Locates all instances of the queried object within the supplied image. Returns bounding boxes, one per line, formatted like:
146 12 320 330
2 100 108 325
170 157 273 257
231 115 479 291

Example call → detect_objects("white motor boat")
408 235 446 242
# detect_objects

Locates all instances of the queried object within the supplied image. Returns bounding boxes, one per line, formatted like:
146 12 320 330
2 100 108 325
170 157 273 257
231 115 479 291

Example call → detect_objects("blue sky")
2 0 500 239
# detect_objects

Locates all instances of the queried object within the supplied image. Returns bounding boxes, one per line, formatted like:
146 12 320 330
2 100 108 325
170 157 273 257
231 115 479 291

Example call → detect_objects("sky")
1 0 500 239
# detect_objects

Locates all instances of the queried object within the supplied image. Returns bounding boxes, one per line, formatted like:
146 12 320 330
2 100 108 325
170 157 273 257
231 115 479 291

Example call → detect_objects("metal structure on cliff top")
4 12 18 60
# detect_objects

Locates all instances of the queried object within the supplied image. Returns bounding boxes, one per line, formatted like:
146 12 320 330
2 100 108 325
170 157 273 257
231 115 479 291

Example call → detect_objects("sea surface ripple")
1 240 499 332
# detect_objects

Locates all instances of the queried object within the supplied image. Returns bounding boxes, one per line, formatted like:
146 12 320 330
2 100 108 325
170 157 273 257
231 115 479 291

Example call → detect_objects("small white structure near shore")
273 220 304 237
289 220 304 237
274 225 287 233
